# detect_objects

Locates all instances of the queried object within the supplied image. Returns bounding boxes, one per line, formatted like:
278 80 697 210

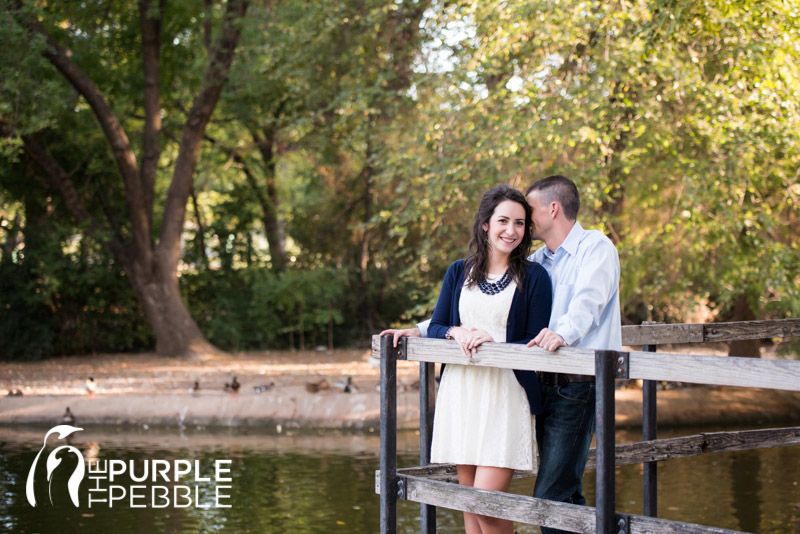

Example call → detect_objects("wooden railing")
620 318 800 346
374 318 800 534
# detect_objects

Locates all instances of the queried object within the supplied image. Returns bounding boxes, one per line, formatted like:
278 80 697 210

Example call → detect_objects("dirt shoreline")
2 348 800 430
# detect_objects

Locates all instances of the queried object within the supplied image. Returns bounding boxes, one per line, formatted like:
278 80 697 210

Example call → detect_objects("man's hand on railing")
527 327 566 352
379 327 421 347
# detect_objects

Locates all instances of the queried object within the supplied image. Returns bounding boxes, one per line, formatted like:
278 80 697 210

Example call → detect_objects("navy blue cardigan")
428 259 552 414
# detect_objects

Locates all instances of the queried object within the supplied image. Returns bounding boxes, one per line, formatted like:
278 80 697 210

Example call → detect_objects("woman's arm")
510 264 552 345
427 262 460 339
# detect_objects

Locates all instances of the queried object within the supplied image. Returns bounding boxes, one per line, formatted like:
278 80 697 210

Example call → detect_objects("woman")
428 185 552 534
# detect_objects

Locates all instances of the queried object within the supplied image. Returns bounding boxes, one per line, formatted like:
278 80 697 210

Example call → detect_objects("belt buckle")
556 373 570 387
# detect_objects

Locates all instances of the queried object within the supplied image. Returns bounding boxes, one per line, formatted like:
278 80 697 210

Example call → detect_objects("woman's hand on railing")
450 327 494 357
379 327 421 347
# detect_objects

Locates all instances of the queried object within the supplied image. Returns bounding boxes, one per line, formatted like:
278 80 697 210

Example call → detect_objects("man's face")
526 190 551 242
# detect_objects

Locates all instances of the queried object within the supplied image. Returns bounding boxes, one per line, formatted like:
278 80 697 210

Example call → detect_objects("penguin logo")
26 425 86 507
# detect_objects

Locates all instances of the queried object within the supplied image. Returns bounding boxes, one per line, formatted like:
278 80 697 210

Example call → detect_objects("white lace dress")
430 274 537 471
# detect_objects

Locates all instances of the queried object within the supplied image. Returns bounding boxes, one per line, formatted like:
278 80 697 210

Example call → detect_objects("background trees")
1 0 798 359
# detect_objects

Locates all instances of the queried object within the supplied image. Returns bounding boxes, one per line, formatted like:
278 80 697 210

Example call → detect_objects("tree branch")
139 0 164 227
10 0 151 267
157 0 250 273
21 133 128 262
205 129 286 271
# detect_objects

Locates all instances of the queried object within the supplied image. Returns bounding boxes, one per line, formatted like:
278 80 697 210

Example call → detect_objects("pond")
1 424 798 533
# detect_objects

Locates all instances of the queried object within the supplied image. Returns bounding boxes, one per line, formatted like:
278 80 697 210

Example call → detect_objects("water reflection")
0 425 798 533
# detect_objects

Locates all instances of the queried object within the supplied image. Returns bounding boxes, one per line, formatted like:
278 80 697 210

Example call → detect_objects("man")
380 175 621 534
524 175 621 534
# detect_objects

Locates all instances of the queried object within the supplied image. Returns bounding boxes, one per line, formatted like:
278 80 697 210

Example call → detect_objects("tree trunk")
190 187 209 268
358 134 375 336
128 263 219 358
11 0 249 359
728 293 761 358
251 127 286 272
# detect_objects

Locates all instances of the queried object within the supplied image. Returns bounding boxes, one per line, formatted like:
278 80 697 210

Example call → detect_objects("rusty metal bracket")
615 513 631 534
395 337 408 361
615 351 630 379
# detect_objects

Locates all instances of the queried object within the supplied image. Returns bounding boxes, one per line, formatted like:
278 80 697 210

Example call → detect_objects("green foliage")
0 246 152 360
181 265 349 351
1 0 798 359
0 262 54 360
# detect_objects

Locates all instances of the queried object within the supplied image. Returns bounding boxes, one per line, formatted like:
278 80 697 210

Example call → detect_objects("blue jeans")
534 381 596 534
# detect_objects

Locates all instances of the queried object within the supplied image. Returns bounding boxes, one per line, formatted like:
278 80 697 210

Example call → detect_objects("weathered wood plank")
391 427 800 486
702 427 800 453
621 319 800 346
627 514 746 534
401 336 596 375
372 336 800 391
588 435 707 469
703 319 800 343
402 474 595 533
627 350 800 391
622 323 704 346
374 318 800 354
396 474 745 534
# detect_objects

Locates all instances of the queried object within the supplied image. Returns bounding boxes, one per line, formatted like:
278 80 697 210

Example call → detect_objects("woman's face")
482 199 527 260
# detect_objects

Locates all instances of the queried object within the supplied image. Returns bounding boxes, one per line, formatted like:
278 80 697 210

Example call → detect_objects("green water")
1 425 798 533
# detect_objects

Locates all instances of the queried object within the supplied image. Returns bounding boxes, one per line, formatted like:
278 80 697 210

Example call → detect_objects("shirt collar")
551 221 584 257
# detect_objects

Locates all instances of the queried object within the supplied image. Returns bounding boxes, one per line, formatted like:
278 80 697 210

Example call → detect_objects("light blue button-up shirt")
531 221 622 350
418 221 622 350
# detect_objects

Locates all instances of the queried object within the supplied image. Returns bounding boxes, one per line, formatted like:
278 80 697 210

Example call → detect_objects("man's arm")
416 319 430 338
529 239 619 351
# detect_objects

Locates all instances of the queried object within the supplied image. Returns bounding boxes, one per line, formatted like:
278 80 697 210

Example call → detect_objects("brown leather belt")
538 371 595 387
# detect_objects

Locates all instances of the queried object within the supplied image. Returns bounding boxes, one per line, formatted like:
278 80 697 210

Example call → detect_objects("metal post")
642 344 658 518
380 335 398 534
595 350 617 534
419 361 437 534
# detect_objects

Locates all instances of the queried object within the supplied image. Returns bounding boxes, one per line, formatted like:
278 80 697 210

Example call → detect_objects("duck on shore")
224 377 240 393
305 378 330 393
253 382 275 393
84 377 97 396
335 376 358 394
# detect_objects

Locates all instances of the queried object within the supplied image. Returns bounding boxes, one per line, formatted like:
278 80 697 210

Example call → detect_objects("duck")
84 377 97 396
7 389 23 397
253 382 275 393
335 376 358 394
62 407 76 425
224 377 240 393
305 378 330 393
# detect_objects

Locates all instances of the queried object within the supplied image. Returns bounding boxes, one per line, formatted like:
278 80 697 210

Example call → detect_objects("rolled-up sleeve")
552 240 619 346
416 319 430 338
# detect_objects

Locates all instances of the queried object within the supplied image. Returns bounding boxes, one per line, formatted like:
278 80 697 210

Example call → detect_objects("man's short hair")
526 175 580 221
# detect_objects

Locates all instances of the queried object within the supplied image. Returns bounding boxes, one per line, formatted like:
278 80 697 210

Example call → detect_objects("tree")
2 0 250 357
396 0 800 355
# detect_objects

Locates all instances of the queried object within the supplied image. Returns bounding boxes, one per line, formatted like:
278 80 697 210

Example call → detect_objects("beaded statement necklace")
477 269 511 295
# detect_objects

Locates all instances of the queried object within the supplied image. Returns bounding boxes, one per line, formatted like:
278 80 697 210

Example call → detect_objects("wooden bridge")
374 318 800 533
